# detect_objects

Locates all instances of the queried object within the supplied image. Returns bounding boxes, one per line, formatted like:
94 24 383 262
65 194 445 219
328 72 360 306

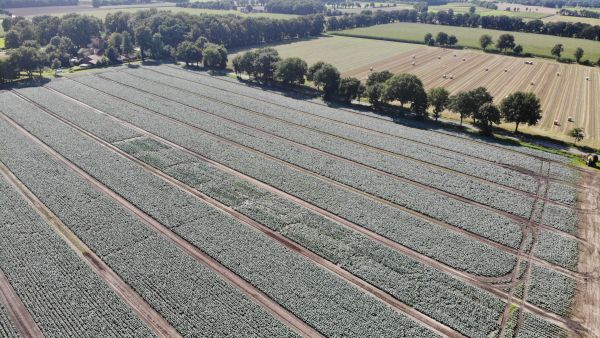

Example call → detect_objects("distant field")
479 9 551 19
496 2 558 14
9 3 296 19
243 36 600 147
229 36 422 71
334 22 600 61
429 2 551 19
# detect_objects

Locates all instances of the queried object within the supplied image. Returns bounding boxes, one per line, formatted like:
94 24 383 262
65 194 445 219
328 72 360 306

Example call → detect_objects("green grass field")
334 22 600 61
429 2 551 19
543 14 600 24
51 6 297 19
229 35 423 72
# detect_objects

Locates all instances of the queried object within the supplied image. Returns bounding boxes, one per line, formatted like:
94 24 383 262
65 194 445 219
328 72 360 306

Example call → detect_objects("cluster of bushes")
0 0 77 8
232 49 543 136
423 31 458 46
175 0 237 10
264 0 325 14
326 8 600 42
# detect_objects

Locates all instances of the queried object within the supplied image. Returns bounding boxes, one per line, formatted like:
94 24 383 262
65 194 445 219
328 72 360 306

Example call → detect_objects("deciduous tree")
500 91 542 133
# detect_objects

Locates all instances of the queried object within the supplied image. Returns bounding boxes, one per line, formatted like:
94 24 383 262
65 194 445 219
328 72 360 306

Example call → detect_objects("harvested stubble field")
256 36 600 147
0 64 598 338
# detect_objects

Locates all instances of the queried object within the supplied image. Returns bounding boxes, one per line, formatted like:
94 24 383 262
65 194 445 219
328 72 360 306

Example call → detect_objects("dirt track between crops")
344 47 600 148
44 76 584 334
571 170 600 338
0 157 181 338
0 267 43 338
0 101 324 338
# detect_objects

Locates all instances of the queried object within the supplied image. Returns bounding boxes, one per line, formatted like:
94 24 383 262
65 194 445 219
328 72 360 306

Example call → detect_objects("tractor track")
120 70 573 209
0 159 181 338
0 101 324 338
48 82 585 283
8 91 466 338
24 87 580 336
161 65 586 183
90 73 585 245
0 268 43 338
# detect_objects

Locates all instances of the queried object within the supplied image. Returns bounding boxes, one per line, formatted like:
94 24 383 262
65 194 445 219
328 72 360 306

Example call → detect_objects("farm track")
122 69 572 209
91 73 585 247
0 268 43 338
33 88 584 336
159 65 585 186
0 160 181 338
56 78 585 281
0 100 323 338
10 91 464 338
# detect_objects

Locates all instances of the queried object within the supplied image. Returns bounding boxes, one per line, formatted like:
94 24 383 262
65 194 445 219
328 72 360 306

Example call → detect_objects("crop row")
516 312 568 338
0 97 300 338
533 230 579 271
152 65 578 181
40 82 520 276
526 264 576 317
1 91 436 338
103 70 544 217
124 67 543 196
0 162 153 337
67 75 526 249
118 133 508 338
0 298 20 338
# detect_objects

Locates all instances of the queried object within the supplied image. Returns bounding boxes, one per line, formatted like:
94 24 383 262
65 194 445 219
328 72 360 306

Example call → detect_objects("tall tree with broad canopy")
202 43 228 69
382 73 428 116
479 34 492 50
551 43 563 58
495 34 515 52
312 63 341 100
275 57 307 84
427 87 450 120
473 102 501 135
338 77 365 103
500 91 542 133
134 25 153 60
175 41 202 66
253 47 281 83
574 47 584 63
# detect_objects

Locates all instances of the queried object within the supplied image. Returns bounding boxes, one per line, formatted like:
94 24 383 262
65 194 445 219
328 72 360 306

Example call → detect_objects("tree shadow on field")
1 77 50 90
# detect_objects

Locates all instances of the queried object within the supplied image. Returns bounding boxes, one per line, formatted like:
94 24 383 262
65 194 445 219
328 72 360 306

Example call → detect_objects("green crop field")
334 22 600 61
229 35 423 72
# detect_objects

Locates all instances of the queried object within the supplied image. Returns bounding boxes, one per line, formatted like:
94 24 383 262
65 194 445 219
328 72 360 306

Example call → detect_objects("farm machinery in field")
584 153 598 167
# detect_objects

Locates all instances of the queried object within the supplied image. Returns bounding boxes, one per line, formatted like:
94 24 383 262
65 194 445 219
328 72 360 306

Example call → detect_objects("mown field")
251 36 600 147
430 2 552 19
543 14 600 24
334 22 600 61
0 64 597 337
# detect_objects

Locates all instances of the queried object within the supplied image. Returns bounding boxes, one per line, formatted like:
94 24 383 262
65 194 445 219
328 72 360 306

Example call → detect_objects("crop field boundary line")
0 159 182 338
92 72 585 246
12 90 465 338
59 77 585 281
161 65 582 176
0 99 324 338
39 85 560 317
0 264 43 338
123 69 573 209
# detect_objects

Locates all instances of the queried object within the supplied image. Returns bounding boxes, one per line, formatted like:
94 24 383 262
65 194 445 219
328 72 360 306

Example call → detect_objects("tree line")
502 0 600 9
175 0 237 11
326 8 600 42
92 0 151 8
264 0 325 14
232 48 543 136
0 9 326 82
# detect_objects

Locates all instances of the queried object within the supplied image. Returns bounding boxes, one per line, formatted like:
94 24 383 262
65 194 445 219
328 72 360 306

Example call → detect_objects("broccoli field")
0 64 598 338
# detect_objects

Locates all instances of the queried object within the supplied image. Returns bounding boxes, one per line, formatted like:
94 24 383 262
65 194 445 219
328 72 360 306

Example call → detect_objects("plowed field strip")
0 104 322 338
0 268 43 338
91 74 582 244
158 65 581 184
162 65 577 170
13 91 462 338
48 83 583 282
122 70 570 209
0 159 181 338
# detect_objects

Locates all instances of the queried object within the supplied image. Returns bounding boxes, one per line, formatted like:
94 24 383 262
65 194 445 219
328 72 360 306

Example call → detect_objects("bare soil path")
0 269 43 338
